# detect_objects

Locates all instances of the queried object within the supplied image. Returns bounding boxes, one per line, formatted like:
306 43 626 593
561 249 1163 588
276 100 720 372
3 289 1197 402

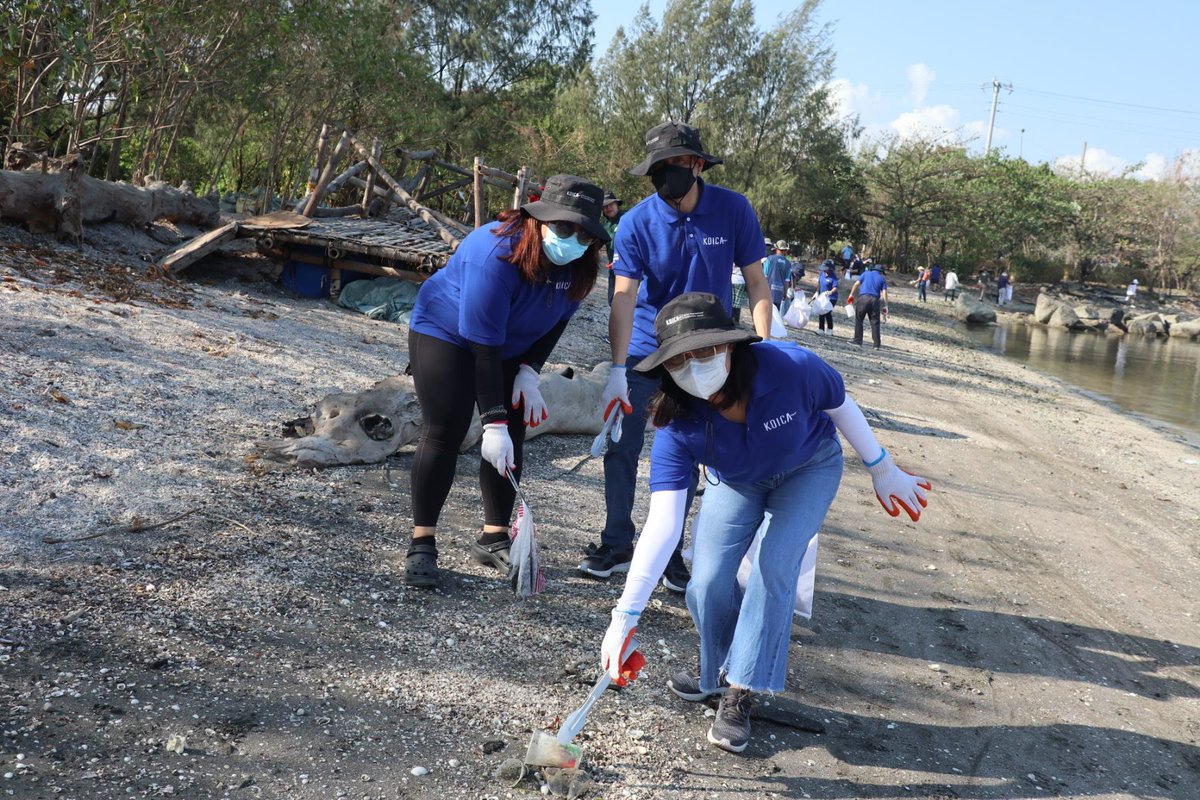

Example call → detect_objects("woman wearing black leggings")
404 175 608 587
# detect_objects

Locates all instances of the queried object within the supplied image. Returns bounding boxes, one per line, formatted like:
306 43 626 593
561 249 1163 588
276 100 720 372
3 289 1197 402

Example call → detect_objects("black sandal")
469 538 511 572
404 541 439 588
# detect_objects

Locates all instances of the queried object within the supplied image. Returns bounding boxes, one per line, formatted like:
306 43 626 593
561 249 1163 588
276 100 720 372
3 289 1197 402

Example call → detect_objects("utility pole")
984 78 1013 156
1079 141 1088 177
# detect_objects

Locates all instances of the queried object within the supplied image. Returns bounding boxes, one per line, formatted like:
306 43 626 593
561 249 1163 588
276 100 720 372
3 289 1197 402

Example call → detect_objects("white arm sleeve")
824 395 885 465
614 489 688 615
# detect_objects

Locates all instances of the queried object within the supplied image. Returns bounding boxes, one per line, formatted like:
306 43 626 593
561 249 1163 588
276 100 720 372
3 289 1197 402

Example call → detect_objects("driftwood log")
0 163 219 242
260 362 614 468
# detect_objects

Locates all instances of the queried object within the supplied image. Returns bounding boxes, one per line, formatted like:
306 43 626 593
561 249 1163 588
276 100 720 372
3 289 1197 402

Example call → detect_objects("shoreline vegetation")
2 223 1198 799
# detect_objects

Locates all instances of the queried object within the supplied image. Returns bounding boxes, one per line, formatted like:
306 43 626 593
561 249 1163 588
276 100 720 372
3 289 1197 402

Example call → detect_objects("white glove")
480 423 515 476
865 449 931 522
510 364 547 428
601 365 632 423
600 609 639 681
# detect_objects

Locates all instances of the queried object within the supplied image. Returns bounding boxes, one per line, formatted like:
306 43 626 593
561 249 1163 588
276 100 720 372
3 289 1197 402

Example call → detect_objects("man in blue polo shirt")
581 120 772 590
846 263 889 349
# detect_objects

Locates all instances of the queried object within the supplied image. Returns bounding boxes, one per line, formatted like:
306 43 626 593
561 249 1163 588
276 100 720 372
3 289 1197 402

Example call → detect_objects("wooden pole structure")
302 129 351 217
473 156 485 228
346 177 471 235
295 160 365 211
349 134 461 248
512 166 528 209
360 139 379 217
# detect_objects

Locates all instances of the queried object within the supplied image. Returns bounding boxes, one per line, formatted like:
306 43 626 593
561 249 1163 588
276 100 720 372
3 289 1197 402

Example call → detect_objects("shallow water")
956 321 1200 440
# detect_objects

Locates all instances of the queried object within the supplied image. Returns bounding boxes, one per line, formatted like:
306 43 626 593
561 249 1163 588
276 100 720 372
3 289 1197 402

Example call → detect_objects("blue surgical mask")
542 227 588 265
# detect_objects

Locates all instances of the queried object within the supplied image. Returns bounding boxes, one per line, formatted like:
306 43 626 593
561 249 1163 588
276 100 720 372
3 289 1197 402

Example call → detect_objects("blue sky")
591 0 1200 179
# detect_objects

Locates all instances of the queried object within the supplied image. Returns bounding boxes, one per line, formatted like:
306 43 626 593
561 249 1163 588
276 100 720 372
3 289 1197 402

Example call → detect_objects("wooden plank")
265 247 430 282
159 221 239 275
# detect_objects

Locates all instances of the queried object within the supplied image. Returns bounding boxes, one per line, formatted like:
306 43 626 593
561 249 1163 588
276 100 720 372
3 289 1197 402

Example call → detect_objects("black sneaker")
707 687 753 753
667 670 728 702
578 544 632 578
661 551 690 593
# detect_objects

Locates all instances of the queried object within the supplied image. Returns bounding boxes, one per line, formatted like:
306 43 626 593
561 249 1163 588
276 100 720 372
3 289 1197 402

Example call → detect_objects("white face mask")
667 351 729 399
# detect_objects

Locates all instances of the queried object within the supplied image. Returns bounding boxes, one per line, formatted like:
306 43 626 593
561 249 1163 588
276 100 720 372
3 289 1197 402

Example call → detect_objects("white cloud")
1134 154 1169 181
907 63 936 105
826 78 873 121
1053 147 1127 177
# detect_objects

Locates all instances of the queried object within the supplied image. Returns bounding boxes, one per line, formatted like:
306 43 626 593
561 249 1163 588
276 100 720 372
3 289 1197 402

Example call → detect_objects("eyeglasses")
546 220 596 246
663 344 723 371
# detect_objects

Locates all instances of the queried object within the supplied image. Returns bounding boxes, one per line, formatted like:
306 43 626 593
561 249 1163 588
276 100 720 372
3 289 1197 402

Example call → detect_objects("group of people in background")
398 119 931 755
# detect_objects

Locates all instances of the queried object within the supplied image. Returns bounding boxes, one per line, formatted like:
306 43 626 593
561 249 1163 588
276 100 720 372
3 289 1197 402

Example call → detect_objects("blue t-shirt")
763 254 792 300
856 270 887 297
409 221 581 359
648 342 846 490
612 182 764 360
818 271 839 305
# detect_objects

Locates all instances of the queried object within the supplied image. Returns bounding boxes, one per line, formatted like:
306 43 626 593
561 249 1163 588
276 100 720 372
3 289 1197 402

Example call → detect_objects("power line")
1018 86 1200 117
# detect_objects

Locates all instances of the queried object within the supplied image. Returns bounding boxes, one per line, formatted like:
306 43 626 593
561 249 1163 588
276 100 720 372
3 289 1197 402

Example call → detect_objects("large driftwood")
260 363 614 468
0 165 219 241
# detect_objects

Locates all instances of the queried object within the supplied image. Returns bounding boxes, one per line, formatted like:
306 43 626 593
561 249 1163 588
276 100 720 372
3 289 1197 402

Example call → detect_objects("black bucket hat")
603 190 622 206
634 292 760 373
521 174 610 243
629 121 723 176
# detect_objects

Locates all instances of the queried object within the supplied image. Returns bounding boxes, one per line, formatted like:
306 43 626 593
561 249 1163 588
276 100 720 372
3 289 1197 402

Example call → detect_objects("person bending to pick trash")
599 292 931 753
403 175 609 587
581 120 772 594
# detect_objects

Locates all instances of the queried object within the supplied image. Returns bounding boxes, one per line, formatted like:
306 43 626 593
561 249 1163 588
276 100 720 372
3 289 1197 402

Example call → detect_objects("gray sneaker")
707 687 753 753
667 670 728 702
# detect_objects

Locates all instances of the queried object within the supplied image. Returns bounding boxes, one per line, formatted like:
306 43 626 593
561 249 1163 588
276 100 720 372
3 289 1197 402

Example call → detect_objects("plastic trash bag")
509 492 547 599
769 305 787 338
810 291 833 317
736 523 819 619
783 291 810 329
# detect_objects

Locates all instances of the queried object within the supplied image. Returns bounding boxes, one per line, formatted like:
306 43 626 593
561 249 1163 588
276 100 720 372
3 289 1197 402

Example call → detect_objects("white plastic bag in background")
782 291 810 329
769 305 787 338
844 298 856 319
810 291 833 317
736 522 819 619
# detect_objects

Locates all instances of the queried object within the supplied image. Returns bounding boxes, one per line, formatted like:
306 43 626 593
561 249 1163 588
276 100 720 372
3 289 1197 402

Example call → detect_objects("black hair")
649 341 759 428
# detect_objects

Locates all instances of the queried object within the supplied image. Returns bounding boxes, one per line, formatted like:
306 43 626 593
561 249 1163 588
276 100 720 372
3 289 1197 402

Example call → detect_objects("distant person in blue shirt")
581 121 772 591
597 292 931 754
847 263 890 348
405 175 609 588
763 240 794 310
841 243 854 270
816 261 839 336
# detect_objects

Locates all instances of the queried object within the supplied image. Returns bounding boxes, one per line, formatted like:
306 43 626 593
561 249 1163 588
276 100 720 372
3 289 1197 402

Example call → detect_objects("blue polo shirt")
856 270 887 297
410 221 581 359
648 342 846 490
612 181 764 360
818 270 839 305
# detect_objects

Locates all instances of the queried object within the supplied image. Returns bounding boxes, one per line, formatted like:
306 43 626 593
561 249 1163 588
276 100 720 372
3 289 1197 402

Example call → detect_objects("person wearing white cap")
1126 278 1139 305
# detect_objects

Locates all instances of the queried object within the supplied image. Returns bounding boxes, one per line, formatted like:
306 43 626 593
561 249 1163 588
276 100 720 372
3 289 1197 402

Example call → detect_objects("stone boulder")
1071 305 1109 332
1034 292 1059 324
1168 317 1200 340
952 294 996 324
1049 304 1082 329
1126 313 1166 336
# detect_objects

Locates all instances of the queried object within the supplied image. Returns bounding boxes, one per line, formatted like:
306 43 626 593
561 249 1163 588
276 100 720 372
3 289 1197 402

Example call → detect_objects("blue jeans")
686 437 843 693
601 356 696 552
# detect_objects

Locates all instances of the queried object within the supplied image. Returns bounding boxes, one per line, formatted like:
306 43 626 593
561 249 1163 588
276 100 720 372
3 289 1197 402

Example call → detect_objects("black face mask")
651 164 697 201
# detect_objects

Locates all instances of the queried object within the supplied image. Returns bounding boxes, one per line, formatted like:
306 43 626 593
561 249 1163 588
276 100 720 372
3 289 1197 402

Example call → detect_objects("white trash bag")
783 291 810 329
736 523 819 619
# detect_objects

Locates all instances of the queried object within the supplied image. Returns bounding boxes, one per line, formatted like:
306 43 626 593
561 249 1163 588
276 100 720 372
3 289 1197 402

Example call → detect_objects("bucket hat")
629 121 723 176
634 292 761 373
774 239 788 250
603 190 622 206
521 174 610 243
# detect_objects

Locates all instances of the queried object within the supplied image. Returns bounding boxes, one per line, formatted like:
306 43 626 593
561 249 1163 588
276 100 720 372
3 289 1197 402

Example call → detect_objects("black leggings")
818 311 834 331
408 330 526 528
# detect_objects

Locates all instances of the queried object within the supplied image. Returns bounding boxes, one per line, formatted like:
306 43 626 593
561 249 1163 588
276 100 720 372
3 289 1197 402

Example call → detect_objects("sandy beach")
2 223 1198 800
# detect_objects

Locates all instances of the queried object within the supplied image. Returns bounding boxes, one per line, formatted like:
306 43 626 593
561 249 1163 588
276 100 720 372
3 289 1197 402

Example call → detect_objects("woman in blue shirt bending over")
405 175 609 588
599 292 931 753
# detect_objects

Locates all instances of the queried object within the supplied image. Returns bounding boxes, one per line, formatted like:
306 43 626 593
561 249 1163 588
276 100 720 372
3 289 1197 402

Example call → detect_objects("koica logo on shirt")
702 236 728 246
763 411 797 431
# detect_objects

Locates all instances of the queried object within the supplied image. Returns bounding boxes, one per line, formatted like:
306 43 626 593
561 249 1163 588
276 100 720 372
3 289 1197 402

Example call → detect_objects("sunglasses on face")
663 344 724 371
546 220 596 246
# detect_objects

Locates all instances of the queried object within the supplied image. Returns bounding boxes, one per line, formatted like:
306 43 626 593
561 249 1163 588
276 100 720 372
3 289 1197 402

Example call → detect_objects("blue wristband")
863 448 887 468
